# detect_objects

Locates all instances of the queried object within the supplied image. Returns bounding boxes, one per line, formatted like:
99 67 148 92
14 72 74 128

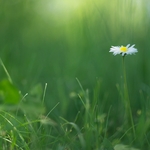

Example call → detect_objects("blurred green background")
0 0 150 119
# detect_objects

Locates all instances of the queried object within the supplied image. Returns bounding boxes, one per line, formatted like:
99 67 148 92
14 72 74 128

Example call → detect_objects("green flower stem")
122 56 136 139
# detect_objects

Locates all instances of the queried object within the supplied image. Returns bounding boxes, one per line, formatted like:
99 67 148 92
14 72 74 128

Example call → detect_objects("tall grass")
0 0 150 149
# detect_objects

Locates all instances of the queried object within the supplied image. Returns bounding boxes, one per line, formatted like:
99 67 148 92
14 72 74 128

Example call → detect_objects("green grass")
0 64 150 149
0 0 150 149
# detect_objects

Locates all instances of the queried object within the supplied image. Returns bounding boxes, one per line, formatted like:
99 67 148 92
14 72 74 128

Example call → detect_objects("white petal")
126 44 130 48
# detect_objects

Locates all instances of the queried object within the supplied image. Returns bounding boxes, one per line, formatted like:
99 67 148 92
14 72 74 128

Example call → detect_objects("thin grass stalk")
122 56 136 139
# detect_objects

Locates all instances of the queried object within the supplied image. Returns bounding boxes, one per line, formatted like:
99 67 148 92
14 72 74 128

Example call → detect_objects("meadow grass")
1 0 150 149
0 58 150 149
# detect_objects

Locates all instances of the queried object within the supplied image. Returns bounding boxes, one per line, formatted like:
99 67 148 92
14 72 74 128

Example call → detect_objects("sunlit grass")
1 0 150 149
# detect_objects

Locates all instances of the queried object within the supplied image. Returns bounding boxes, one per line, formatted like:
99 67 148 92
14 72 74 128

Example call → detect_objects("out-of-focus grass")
0 0 150 149
0 0 148 119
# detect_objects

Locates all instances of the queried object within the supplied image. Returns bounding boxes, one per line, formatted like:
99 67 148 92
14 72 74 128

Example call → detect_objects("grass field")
0 0 150 149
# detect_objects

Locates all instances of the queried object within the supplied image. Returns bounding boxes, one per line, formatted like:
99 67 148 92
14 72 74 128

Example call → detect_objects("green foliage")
0 79 20 104
100 138 114 150
114 144 140 150
0 0 150 149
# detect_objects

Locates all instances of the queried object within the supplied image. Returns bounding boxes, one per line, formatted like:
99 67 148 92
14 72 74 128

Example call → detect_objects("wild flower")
109 44 138 56
109 44 138 139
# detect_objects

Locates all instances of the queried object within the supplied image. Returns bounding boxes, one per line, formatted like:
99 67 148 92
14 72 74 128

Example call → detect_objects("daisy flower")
109 44 138 56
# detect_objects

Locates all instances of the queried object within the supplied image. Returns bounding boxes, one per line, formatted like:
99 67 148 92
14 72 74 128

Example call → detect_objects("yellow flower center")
120 46 127 52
